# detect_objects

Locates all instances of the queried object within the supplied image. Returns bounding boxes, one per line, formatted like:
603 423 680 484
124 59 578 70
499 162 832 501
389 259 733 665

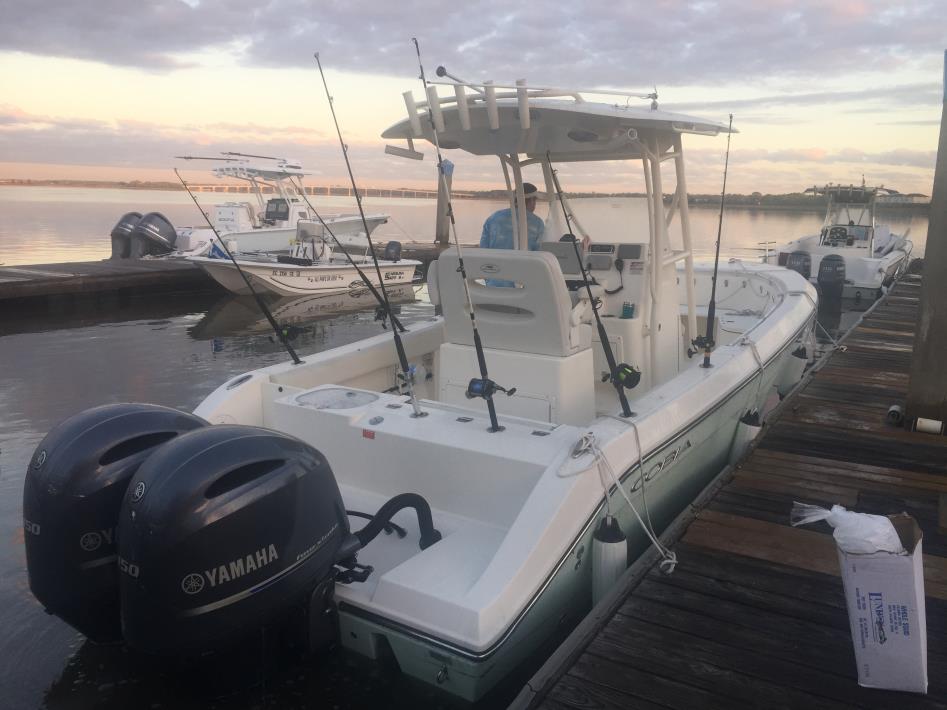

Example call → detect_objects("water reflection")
190 285 418 340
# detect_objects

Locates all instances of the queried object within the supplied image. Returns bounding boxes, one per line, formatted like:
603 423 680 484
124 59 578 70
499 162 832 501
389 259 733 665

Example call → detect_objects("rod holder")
427 85 445 132
454 84 471 130
484 81 499 130
516 79 530 130
403 91 422 137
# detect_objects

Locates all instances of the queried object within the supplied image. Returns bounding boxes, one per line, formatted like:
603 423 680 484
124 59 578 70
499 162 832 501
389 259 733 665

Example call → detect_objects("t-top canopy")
382 95 733 162
212 162 310 181
805 184 899 205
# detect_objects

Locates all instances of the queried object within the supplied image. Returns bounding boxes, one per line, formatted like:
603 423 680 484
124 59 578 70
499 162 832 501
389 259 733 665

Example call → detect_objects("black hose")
346 510 407 538
355 493 442 550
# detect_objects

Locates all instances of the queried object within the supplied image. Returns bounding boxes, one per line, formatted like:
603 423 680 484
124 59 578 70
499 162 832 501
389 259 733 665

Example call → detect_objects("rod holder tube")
516 79 530 130
454 84 471 130
403 91 422 137
484 81 499 130
426 85 445 132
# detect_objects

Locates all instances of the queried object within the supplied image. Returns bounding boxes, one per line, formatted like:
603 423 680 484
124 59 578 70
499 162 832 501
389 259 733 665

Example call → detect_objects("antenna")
221 151 286 162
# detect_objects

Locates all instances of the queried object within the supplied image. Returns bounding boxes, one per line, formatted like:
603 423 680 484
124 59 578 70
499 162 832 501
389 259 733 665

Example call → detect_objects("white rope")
815 318 847 352
572 431 678 575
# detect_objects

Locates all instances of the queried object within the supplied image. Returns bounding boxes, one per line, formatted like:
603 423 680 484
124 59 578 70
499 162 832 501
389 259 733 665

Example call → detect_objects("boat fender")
592 515 627 605
776 346 808 398
729 409 763 465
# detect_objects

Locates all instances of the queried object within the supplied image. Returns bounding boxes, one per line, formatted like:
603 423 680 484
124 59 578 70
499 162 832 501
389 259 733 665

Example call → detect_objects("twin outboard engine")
129 212 177 258
110 212 142 260
818 254 846 300
785 251 812 281
22 403 207 641
23 404 441 667
119 425 354 655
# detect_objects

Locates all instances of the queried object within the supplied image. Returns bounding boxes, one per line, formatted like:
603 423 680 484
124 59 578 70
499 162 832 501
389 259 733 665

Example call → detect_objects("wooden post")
905 50 947 425
434 159 454 245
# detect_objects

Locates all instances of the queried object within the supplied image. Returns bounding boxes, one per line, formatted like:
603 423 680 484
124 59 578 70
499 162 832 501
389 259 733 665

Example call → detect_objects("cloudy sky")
0 0 943 193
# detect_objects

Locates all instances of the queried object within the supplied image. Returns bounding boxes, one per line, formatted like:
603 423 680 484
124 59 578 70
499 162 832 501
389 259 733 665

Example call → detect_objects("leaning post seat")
429 248 595 426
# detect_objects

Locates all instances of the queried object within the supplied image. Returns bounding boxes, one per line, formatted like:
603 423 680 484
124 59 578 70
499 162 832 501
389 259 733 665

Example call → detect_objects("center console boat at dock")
108 157 388 259
765 183 913 301
24 74 817 702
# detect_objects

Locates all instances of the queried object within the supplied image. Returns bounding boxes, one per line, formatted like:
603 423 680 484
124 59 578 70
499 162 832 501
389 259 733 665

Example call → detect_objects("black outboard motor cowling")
818 253 846 299
22 403 207 642
130 212 177 257
383 240 402 262
119 425 353 656
110 212 142 260
785 250 812 281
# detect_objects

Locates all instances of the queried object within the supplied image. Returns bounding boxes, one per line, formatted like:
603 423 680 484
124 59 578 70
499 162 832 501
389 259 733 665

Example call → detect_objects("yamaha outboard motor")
785 251 812 281
118 425 357 656
818 253 846 300
383 240 402 262
110 212 142 260
129 212 177 258
23 404 207 642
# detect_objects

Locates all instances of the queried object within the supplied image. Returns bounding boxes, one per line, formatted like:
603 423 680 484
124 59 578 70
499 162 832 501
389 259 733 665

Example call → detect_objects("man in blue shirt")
480 182 545 251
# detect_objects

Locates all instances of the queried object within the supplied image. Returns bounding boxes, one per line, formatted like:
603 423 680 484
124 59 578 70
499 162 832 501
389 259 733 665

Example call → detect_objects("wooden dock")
0 258 217 303
513 274 947 710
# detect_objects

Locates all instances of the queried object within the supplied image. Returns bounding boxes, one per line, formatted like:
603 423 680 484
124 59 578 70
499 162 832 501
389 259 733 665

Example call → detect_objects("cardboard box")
837 513 927 693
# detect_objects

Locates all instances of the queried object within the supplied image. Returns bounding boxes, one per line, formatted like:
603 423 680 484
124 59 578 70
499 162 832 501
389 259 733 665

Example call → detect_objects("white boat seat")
429 248 595 425
430 248 591 357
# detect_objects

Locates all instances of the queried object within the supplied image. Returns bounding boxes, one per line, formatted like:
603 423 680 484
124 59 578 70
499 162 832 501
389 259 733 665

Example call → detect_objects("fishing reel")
688 335 714 359
602 363 641 390
374 305 391 329
465 378 517 401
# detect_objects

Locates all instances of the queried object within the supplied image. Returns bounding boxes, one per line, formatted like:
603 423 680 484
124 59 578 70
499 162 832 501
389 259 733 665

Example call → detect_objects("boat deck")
513 274 947 710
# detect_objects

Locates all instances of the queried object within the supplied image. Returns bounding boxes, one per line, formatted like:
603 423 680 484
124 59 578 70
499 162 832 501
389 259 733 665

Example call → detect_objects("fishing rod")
699 113 734 369
173 168 302 365
548 156 635 418
286 174 406 333
313 52 424 418
413 38 514 433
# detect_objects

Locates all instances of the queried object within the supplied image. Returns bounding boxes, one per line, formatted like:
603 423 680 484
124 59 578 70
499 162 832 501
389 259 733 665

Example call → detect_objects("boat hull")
333 331 806 700
190 257 420 296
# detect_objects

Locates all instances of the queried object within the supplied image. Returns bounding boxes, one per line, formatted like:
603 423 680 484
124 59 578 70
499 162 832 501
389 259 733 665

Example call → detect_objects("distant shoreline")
0 180 930 214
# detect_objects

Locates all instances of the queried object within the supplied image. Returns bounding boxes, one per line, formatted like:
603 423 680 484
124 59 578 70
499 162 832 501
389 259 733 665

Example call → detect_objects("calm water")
0 186 929 266
0 187 925 708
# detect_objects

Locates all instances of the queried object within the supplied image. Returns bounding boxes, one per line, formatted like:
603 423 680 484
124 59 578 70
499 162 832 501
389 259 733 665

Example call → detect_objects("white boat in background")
189 284 418 340
108 156 388 259
188 221 420 296
764 183 913 301
25 73 817 703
